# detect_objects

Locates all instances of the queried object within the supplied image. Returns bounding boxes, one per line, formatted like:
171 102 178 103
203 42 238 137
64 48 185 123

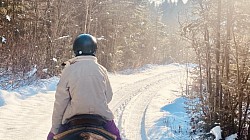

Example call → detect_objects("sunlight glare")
150 0 189 4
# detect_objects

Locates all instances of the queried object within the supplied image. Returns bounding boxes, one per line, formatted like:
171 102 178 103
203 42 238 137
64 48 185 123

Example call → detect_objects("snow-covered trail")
0 64 186 140
112 69 183 140
109 64 186 140
0 92 55 139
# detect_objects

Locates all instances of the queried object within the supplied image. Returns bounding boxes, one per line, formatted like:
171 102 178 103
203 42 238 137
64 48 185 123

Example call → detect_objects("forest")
0 0 186 80
0 0 249 139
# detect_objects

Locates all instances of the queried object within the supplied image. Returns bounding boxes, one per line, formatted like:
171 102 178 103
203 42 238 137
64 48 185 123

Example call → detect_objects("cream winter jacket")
50 56 114 134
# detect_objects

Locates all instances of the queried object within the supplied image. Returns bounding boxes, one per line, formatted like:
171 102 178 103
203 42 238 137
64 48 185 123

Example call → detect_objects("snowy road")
0 64 186 140
111 70 182 140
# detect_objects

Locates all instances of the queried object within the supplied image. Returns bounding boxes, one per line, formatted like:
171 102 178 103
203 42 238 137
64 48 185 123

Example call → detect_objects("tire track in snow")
109 68 183 140
120 72 179 140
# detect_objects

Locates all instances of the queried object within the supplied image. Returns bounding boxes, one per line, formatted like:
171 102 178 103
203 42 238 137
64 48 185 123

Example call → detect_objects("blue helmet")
73 34 97 56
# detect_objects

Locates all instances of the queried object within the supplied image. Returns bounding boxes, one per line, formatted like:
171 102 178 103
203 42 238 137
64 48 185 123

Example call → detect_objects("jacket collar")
62 56 97 67
74 56 97 62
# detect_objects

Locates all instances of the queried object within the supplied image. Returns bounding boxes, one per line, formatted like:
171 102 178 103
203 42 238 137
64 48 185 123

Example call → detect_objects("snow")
1 36 6 43
210 126 222 140
27 66 37 77
96 36 105 40
6 15 11 21
42 69 48 73
210 125 237 140
0 63 192 140
55 35 70 40
146 95 189 140
225 133 237 140
52 58 57 62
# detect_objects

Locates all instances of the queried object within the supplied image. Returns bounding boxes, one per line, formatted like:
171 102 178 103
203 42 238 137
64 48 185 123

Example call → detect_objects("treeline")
183 0 249 139
0 0 186 89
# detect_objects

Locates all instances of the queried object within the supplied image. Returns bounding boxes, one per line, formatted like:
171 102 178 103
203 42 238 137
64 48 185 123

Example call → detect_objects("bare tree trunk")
215 0 221 121
84 0 89 33
153 11 158 64
233 29 243 139
241 75 249 138
224 0 234 135
87 1 92 33
204 23 213 123
45 0 53 76
225 0 233 80
248 115 250 140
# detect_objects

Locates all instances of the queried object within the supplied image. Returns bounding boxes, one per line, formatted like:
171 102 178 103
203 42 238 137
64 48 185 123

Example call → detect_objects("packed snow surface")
0 63 191 140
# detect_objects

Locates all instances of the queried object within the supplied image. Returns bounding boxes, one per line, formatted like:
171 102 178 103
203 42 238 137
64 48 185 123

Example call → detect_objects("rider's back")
60 56 114 124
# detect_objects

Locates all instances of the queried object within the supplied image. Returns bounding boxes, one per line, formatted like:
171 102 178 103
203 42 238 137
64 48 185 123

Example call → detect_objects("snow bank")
0 77 59 107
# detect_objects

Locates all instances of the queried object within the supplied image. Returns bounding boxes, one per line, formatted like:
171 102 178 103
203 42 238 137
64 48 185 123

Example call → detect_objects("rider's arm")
50 69 70 134
105 76 113 103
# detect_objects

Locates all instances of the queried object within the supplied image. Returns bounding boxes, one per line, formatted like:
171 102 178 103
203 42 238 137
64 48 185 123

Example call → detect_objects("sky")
168 0 189 3
151 0 189 5
0 63 237 140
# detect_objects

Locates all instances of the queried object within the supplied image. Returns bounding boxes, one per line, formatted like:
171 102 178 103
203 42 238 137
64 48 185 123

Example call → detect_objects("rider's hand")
47 132 55 140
